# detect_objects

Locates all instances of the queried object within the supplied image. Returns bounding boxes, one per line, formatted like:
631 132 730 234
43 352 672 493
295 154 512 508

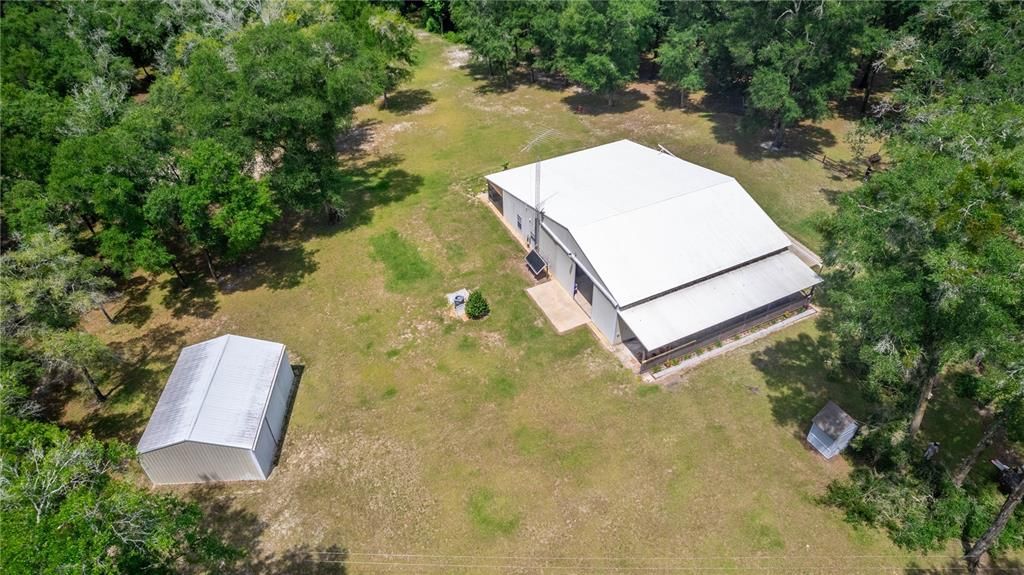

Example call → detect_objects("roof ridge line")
185 335 231 441
617 247 793 310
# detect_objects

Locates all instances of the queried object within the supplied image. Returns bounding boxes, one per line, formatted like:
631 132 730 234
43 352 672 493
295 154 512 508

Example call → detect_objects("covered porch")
619 250 822 372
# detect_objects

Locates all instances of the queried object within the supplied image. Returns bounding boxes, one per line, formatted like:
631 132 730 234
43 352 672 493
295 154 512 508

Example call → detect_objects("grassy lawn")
66 33 966 572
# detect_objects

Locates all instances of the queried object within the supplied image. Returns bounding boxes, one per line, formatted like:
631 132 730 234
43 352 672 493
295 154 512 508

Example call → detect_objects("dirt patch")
444 45 471 69
337 120 415 159
395 318 440 345
389 121 413 134
258 429 436 550
478 331 507 350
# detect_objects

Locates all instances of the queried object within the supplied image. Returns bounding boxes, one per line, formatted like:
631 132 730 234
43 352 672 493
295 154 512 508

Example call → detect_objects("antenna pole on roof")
533 161 541 243
520 129 559 249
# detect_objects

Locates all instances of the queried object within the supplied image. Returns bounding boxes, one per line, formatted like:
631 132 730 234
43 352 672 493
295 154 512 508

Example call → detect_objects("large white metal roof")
619 251 822 350
137 335 286 453
485 140 792 306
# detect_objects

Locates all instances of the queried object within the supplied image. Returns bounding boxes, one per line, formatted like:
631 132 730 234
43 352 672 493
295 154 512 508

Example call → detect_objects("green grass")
513 425 594 471
467 488 521 536
513 425 553 456
368 229 434 290
485 374 518 400
68 32 965 572
743 508 787 551
456 334 477 351
636 384 661 397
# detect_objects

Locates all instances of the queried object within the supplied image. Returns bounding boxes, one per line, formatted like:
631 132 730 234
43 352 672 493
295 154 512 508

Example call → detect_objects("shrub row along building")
486 140 822 371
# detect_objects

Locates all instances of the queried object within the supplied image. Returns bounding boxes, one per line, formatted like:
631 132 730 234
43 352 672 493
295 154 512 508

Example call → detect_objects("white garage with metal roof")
137 334 295 485
485 139 822 371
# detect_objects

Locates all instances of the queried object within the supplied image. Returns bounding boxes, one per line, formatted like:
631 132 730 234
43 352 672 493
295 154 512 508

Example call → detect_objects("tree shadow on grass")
160 276 219 319
821 187 849 207
380 88 435 115
750 328 872 443
60 323 189 442
706 111 838 161
112 275 154 328
31 371 80 423
185 486 348 574
462 60 570 95
334 118 382 161
920 386 986 470
220 242 320 294
219 154 422 292
464 61 517 95
77 410 150 444
330 154 426 231
834 91 872 123
653 82 694 112
562 87 649 115
105 324 189 397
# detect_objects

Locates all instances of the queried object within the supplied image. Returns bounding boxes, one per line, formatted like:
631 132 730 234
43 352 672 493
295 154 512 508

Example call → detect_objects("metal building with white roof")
485 140 822 370
137 334 295 484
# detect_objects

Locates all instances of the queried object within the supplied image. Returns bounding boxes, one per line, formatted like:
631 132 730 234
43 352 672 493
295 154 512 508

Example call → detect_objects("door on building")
574 266 594 314
487 183 503 211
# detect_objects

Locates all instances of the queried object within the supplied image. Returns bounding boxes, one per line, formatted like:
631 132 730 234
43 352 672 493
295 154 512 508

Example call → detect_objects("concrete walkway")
526 281 589 334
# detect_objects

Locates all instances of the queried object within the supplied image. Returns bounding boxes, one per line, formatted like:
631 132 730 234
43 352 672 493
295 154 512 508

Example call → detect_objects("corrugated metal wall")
139 442 263 484
253 419 278 478
541 218 608 289
538 227 573 291
265 353 294 437
252 352 295 479
591 288 620 344
500 190 535 245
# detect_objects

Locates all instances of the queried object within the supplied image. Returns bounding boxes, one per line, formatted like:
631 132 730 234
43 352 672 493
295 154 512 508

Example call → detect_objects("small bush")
465 290 490 319
442 31 466 44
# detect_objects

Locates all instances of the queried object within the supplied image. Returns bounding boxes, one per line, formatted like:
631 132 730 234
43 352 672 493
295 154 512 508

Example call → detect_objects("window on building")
516 215 522 229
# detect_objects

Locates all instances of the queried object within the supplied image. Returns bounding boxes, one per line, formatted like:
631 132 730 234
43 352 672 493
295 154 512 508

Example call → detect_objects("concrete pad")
526 281 589 335
445 288 469 319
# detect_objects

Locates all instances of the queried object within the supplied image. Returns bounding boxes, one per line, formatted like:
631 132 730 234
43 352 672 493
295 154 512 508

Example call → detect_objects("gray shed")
807 401 858 459
137 335 294 485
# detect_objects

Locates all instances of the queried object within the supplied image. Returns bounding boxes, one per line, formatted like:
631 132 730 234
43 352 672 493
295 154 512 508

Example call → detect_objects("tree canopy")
816 1 1024 566
0 416 237 573
0 3 417 572
3 1 1022 570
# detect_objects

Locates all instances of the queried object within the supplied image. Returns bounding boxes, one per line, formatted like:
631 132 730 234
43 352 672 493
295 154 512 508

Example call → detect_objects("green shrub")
466 289 490 319
442 31 466 44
